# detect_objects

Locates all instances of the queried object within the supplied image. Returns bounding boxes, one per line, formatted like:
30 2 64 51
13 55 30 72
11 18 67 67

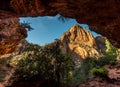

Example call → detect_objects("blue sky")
20 14 100 46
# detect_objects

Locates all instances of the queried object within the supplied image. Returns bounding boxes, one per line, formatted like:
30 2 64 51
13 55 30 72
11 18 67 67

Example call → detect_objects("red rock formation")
95 36 107 52
78 60 120 87
78 77 120 87
60 24 99 59
0 0 120 47
0 18 27 56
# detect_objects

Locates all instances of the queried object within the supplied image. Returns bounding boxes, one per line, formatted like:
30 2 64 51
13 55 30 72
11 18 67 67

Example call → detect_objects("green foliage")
116 49 120 60
90 67 108 77
15 52 53 80
105 39 117 54
70 57 98 84
13 39 118 86
20 21 33 31
99 39 118 66
70 39 118 85
14 43 74 84
98 54 116 66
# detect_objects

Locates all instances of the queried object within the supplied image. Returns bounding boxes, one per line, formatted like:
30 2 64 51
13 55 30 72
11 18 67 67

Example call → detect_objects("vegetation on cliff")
9 38 119 87
68 39 119 85
12 42 74 85
0 24 120 87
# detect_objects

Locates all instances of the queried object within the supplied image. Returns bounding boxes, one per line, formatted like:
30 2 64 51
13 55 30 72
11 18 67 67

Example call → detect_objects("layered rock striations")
0 23 119 87
0 0 120 47
60 24 99 60
0 18 27 56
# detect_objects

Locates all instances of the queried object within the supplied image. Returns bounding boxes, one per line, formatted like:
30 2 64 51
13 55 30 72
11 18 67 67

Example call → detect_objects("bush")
13 39 118 85
90 67 108 77
59 39 118 85
98 39 118 66
98 54 116 66
14 43 74 84
20 21 33 31
70 57 98 85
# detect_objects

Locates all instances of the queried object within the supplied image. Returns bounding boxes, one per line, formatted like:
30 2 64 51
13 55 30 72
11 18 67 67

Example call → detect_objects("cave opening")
19 14 101 46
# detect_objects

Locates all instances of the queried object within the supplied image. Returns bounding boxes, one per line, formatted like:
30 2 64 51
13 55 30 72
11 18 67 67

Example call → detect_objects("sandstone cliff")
0 18 27 56
78 60 120 87
60 24 99 60
0 0 120 47
0 23 119 87
95 36 107 52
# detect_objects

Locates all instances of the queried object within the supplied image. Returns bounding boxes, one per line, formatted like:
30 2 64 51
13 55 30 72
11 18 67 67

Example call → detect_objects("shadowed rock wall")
0 18 27 55
0 0 120 47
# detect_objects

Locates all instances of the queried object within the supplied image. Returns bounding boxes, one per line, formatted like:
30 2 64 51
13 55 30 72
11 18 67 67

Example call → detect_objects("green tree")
90 67 108 77
99 39 118 65
14 42 74 84
20 21 33 31
105 39 117 54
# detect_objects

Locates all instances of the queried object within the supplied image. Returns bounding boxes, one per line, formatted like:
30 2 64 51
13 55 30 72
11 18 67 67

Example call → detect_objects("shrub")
98 54 117 66
13 39 118 86
90 67 108 77
14 43 74 84
20 21 33 31
62 39 118 85
98 39 118 66
70 57 98 85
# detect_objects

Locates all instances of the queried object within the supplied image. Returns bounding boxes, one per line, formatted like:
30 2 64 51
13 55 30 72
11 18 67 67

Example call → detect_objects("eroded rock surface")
0 0 120 47
0 23 119 87
95 36 107 52
0 18 27 56
60 24 99 60
78 60 120 87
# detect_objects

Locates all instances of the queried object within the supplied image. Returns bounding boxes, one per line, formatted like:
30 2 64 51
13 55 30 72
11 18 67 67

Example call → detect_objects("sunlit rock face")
60 24 99 59
0 18 27 56
0 0 120 47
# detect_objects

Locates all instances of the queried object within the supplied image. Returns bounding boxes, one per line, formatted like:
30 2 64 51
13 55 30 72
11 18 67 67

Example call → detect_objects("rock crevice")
0 0 120 47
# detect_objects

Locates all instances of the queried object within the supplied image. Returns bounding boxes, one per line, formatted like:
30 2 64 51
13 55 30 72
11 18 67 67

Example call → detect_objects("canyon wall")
0 0 120 47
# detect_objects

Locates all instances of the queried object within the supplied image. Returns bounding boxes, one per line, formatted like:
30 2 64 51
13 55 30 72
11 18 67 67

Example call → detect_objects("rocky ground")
0 59 120 87
0 19 120 87
78 60 120 87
